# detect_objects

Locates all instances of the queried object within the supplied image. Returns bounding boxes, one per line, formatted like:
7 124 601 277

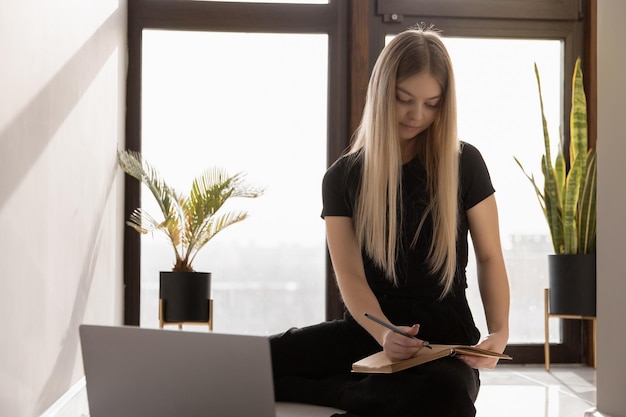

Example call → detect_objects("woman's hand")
382 324 429 361
457 331 509 370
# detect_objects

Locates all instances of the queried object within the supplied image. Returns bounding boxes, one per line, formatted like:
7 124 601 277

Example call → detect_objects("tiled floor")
476 364 596 417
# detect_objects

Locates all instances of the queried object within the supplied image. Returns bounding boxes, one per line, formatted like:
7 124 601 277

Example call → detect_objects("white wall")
596 1 626 416
0 1 127 416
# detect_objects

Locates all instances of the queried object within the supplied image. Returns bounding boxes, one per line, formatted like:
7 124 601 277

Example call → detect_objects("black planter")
548 254 596 317
159 271 211 322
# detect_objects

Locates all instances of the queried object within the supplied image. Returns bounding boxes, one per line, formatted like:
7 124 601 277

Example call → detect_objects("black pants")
271 297 481 417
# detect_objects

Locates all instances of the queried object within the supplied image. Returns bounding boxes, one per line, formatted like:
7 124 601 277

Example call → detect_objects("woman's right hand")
381 324 427 361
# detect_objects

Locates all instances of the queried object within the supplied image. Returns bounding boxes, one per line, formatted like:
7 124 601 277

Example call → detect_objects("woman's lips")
401 123 421 132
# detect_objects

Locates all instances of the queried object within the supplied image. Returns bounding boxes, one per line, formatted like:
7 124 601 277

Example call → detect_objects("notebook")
79 324 276 417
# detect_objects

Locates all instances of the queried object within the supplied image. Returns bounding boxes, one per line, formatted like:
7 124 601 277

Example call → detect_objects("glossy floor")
67 365 597 417
476 364 596 417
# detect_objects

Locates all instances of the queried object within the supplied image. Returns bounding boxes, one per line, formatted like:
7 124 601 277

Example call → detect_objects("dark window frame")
124 0 349 325
355 0 589 365
376 0 581 21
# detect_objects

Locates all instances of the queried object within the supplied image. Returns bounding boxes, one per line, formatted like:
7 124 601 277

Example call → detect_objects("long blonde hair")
349 25 459 297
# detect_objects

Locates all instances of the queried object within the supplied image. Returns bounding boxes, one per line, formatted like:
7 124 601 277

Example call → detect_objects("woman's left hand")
457 331 509 370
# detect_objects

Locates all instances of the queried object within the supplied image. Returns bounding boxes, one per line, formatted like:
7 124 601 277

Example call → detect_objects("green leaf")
514 57 595 255
578 150 597 253
563 152 582 253
117 149 264 271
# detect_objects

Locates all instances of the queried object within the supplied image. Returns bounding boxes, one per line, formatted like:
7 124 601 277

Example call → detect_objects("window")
443 38 562 344
140 30 328 334
384 34 563 345
126 0 592 363
373 0 587 363
125 0 349 332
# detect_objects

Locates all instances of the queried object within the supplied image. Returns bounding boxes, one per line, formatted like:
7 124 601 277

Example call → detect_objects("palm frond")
126 208 161 234
186 211 250 267
117 150 179 221
118 149 263 271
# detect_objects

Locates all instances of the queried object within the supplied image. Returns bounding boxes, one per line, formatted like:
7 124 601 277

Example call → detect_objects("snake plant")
118 149 264 271
515 57 596 255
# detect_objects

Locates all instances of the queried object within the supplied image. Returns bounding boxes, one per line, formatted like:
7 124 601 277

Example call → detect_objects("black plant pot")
159 271 211 322
548 254 596 317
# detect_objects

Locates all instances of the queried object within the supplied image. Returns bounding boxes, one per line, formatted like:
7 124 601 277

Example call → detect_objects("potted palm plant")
118 149 264 323
515 57 596 316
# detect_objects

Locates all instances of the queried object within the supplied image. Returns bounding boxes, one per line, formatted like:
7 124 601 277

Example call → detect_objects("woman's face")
395 71 442 142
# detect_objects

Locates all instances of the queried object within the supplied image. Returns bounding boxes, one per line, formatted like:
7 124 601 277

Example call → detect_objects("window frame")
376 0 581 21
124 0 349 325
352 0 590 365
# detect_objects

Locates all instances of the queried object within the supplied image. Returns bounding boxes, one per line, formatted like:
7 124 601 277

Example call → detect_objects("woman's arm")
461 194 511 369
325 216 427 360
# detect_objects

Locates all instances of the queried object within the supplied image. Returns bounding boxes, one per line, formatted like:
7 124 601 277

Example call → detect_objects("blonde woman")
271 24 510 417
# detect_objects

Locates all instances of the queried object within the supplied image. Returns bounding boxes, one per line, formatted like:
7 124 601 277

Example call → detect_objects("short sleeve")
459 142 495 210
321 154 360 218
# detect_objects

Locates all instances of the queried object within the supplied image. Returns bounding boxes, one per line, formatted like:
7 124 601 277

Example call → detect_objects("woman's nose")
408 105 423 122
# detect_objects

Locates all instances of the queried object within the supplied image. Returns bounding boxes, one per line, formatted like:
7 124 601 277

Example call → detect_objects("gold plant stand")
544 288 595 371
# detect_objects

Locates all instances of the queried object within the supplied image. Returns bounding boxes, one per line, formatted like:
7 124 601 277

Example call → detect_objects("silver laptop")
79 324 276 417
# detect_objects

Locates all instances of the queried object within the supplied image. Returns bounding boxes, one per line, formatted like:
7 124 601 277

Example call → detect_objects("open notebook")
79 324 276 417
352 343 512 374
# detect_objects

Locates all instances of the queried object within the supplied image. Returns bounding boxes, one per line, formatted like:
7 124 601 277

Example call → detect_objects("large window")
140 30 328 334
373 0 587 363
383 34 563 345
126 0 591 363
444 38 562 345
125 0 349 332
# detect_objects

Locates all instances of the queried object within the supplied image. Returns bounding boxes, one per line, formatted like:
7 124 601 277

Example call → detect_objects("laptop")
79 324 276 417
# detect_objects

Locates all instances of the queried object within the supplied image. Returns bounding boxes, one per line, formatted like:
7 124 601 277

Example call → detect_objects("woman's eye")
425 102 439 109
396 95 412 103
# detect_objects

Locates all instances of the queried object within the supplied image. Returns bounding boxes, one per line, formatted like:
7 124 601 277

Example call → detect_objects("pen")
364 313 432 349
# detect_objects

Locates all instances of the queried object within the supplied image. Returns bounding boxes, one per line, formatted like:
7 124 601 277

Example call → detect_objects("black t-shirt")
321 141 495 300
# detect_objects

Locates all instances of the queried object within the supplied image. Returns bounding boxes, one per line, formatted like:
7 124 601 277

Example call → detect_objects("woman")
271 24 510 417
